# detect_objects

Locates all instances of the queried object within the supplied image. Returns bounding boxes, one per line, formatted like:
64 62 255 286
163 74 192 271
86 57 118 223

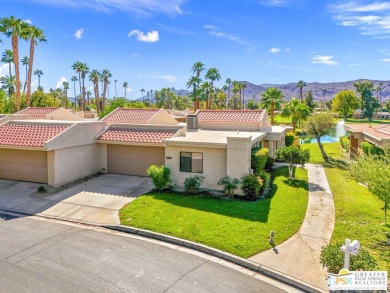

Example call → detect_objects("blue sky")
1 0 390 99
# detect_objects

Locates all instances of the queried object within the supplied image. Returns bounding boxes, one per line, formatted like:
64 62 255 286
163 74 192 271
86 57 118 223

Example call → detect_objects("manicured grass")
301 142 345 164
120 167 308 258
345 118 390 124
302 142 390 271
273 114 291 125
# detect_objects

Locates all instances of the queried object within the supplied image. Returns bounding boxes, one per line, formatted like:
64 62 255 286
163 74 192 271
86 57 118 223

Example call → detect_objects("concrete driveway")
0 174 153 225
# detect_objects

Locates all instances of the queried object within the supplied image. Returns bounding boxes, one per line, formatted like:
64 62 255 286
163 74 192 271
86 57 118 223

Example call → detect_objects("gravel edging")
103 225 326 293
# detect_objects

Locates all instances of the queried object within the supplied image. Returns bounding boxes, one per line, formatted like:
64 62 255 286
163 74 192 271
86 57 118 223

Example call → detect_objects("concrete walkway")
249 164 335 291
0 174 153 225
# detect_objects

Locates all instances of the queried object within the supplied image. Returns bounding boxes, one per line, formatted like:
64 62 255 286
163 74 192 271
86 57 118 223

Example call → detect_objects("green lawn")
120 167 308 258
345 118 390 124
301 142 345 164
273 114 291 125
302 142 390 271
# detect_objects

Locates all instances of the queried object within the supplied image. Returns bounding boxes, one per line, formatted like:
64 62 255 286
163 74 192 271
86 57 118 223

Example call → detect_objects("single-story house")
0 120 106 187
344 123 390 156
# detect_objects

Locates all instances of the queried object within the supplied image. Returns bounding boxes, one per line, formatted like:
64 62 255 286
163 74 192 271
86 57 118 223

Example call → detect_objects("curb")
103 225 326 293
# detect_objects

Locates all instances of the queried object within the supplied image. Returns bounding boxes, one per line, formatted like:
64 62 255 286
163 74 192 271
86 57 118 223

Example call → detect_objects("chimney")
187 114 198 130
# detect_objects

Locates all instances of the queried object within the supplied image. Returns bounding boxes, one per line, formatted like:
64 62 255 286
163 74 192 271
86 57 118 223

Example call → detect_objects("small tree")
303 113 334 161
275 146 310 178
320 243 377 274
147 165 171 191
332 90 359 120
184 175 204 194
217 176 240 197
350 151 390 225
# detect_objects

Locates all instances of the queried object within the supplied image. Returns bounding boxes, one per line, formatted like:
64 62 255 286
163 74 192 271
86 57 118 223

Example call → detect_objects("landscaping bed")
120 166 308 258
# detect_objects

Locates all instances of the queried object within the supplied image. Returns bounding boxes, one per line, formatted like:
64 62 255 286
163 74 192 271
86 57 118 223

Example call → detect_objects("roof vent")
187 114 198 130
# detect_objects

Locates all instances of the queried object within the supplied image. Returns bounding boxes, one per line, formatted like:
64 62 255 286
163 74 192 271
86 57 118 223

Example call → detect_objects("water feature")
300 120 346 144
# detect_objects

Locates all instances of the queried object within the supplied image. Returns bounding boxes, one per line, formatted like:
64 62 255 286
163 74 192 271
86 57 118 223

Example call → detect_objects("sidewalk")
249 164 335 291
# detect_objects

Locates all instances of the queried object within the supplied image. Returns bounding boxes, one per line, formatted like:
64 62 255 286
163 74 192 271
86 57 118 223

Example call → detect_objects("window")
180 152 203 173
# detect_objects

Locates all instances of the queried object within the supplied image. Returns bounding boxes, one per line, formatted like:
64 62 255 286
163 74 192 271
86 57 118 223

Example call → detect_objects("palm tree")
241 82 247 108
71 76 78 107
205 67 221 109
150 89 153 103
140 88 145 103
71 61 83 108
113 79 118 98
190 62 205 110
147 91 150 103
21 56 28 95
86 91 92 105
0 16 29 111
225 78 232 109
0 75 15 96
33 69 43 88
101 69 111 110
281 97 310 132
1 49 13 76
63 81 69 109
89 69 100 112
25 25 46 107
260 87 283 125
123 81 128 98
377 82 383 107
296 80 306 102
79 63 89 110
186 75 201 110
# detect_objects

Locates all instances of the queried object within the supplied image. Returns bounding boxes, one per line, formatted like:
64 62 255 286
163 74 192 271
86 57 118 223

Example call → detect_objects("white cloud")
311 55 338 66
129 29 159 42
56 77 68 89
156 74 177 82
24 0 184 17
0 64 10 77
74 28 84 40
260 0 288 6
127 88 133 92
23 19 32 24
329 2 390 38
269 47 281 53
381 58 390 62
203 24 218 30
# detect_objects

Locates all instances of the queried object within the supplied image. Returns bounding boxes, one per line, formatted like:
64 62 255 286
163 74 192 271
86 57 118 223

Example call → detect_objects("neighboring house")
345 123 390 156
101 108 178 125
164 110 287 192
0 120 106 187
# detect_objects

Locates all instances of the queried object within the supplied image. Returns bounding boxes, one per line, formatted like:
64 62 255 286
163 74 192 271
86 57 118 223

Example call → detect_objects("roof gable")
0 123 70 147
16 107 59 117
197 110 264 123
101 108 160 124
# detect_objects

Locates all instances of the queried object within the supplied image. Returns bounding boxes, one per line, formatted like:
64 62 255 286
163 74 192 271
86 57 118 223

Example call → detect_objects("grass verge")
120 167 308 258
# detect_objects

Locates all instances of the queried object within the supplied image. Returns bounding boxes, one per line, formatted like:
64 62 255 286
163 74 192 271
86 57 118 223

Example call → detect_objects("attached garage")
107 144 165 176
0 149 48 183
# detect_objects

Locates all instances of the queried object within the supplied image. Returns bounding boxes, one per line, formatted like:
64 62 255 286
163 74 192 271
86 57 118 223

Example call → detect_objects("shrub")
265 156 275 170
361 141 384 156
37 185 47 193
320 243 377 274
251 147 269 173
285 131 299 146
276 146 310 178
184 175 205 194
147 165 171 191
339 135 350 151
241 174 263 200
257 171 271 193
217 176 240 197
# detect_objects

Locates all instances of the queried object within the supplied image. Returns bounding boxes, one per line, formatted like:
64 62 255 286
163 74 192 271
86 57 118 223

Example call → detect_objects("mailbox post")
340 239 360 270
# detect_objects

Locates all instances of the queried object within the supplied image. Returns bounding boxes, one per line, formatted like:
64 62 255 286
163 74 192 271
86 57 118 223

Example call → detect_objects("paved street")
0 213 290 293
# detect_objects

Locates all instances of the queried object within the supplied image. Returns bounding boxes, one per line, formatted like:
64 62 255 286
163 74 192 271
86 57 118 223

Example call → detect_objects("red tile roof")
197 110 263 123
98 128 177 144
17 107 59 117
102 108 160 124
0 124 69 147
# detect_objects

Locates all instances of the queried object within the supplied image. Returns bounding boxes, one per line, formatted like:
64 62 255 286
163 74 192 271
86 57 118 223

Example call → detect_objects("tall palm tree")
71 61 83 108
101 69 111 110
186 75 201 110
79 63 89 111
63 81 69 109
114 79 118 98
296 80 306 102
1 49 13 76
150 89 153 103
281 97 310 132
86 91 92 105
140 88 145 103
33 69 43 88
89 69 100 112
190 61 205 110
241 82 247 108
260 87 283 125
25 25 46 107
147 91 150 103
225 78 232 109
0 16 29 111
205 67 221 109
0 75 15 96
123 81 128 98
21 56 28 96
71 76 78 107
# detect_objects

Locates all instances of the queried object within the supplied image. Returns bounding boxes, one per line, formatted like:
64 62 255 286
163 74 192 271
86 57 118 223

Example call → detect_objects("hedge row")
361 142 384 156
339 136 350 151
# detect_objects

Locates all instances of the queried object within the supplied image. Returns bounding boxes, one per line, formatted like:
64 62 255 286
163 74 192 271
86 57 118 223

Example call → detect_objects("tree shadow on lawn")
145 167 307 223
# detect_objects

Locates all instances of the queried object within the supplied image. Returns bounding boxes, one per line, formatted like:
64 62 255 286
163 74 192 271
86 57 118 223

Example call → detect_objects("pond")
300 120 346 144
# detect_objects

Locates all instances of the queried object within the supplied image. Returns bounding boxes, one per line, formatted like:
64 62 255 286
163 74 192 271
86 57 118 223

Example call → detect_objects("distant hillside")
137 79 390 103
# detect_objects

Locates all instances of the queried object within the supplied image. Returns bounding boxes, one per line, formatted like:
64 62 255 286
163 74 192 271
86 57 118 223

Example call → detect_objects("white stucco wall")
46 108 83 121
147 109 179 125
226 137 252 180
48 144 101 187
165 145 227 190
